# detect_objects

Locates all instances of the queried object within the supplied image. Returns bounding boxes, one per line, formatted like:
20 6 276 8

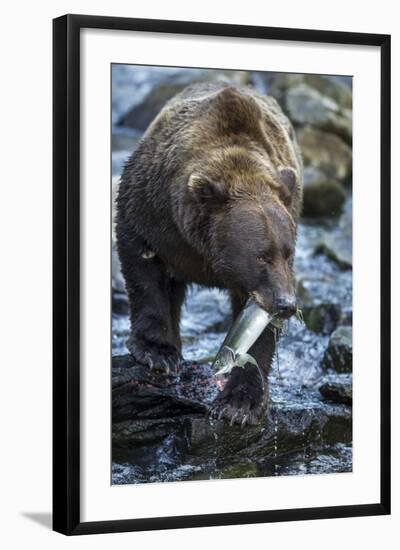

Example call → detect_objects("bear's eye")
283 247 293 261
256 254 272 265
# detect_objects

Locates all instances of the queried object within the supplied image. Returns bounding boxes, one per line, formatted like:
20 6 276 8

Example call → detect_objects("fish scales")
212 298 275 377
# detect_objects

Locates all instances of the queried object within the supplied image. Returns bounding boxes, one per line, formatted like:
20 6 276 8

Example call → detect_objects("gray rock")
112 355 213 426
322 326 352 372
303 166 325 185
112 176 126 293
286 84 352 143
298 126 352 183
219 462 259 479
302 303 341 334
112 355 352 467
267 73 304 103
112 243 126 293
112 131 142 177
303 74 352 109
266 73 352 110
302 166 346 218
112 175 120 229
319 380 352 405
112 131 141 153
117 70 250 131
316 201 352 268
295 277 313 307
112 291 129 316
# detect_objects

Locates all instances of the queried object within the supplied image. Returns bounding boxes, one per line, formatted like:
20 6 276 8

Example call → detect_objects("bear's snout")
274 294 297 319
251 288 297 319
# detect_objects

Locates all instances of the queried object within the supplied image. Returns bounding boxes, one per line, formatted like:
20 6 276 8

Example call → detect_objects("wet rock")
295 278 313 307
315 201 352 268
112 354 352 469
112 176 126 293
302 166 346 218
340 308 352 326
219 462 259 479
112 291 129 316
266 73 352 110
302 303 341 334
117 70 250 131
187 416 264 460
112 175 120 226
112 131 142 176
322 326 352 372
187 398 351 464
112 243 126 293
298 126 352 183
112 355 210 425
319 380 352 405
113 417 186 446
112 130 142 153
286 84 352 143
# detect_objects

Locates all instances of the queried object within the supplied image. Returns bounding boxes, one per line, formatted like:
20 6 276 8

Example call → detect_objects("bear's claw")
208 384 267 427
127 338 182 374
208 402 264 426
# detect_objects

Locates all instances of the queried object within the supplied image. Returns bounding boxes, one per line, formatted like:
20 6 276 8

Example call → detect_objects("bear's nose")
275 296 297 319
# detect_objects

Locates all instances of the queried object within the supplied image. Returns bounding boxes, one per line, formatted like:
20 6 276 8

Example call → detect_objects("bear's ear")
277 167 297 206
188 173 229 207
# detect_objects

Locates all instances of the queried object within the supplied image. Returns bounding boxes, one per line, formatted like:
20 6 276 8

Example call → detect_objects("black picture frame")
53 14 391 535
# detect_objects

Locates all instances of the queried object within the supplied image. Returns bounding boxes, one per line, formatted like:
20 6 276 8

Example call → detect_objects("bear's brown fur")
116 82 303 425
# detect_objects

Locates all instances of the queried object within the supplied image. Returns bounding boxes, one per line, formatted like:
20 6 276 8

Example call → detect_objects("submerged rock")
298 126 352 183
322 326 352 372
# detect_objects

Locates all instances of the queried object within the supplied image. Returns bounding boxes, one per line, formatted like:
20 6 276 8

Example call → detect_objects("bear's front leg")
117 233 185 372
209 294 277 426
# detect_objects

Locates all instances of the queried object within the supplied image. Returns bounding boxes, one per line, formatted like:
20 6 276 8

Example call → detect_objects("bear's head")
188 166 299 318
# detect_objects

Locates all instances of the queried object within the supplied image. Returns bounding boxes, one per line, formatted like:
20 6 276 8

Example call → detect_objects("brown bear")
116 81 303 426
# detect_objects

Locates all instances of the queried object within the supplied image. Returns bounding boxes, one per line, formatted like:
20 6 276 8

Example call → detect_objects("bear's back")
144 81 301 176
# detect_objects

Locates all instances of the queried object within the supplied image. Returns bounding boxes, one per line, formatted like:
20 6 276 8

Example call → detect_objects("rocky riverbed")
111 65 353 484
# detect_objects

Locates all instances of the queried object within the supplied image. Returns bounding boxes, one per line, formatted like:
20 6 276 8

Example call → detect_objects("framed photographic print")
53 14 391 535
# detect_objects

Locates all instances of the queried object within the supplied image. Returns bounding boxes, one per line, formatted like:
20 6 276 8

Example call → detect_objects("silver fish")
212 298 275 378
213 346 259 376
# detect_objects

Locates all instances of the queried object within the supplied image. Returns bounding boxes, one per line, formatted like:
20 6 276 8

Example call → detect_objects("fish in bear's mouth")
212 297 277 386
